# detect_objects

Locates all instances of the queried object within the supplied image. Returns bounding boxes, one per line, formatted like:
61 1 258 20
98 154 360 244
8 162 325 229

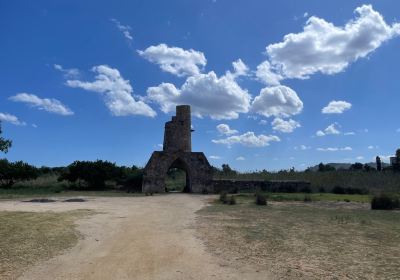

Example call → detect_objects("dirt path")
0 194 267 280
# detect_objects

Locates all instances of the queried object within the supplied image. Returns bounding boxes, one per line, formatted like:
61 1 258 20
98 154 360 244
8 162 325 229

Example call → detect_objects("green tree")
393 149 400 172
0 122 12 153
350 162 364 171
58 160 123 189
376 156 382 171
0 159 38 188
318 163 335 172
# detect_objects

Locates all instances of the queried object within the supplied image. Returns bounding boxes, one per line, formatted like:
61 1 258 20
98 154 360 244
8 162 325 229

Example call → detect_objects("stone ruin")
142 105 214 193
142 105 311 194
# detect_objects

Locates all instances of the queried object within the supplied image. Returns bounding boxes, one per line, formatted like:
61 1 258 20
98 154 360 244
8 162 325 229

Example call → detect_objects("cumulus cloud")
54 64 80 78
0 112 26 126
251 85 303 117
255 61 283 86
259 119 268 125
110 18 133 41
322 100 352 114
271 118 301 133
216 124 238 135
66 65 156 117
147 68 251 120
138 44 206 77
317 146 352 152
260 5 400 80
236 156 245 161
229 59 249 78
212 131 280 148
316 123 340 136
9 93 74 116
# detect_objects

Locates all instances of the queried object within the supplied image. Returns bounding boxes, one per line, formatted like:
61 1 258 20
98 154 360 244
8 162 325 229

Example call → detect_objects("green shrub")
219 192 227 203
303 194 312 202
255 193 267 205
228 195 236 205
371 194 400 210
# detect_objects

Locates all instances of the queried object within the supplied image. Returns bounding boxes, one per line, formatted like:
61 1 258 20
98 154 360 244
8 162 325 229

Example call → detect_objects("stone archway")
142 105 213 194
167 157 191 192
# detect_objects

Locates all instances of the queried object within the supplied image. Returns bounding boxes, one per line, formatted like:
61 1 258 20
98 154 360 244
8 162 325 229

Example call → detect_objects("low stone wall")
212 179 311 193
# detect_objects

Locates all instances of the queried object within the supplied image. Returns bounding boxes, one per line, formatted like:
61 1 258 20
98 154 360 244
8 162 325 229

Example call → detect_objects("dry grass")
196 198 400 279
0 210 91 279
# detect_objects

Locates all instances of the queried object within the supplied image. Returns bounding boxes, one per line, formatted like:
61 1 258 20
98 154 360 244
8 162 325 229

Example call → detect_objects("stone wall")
212 179 311 193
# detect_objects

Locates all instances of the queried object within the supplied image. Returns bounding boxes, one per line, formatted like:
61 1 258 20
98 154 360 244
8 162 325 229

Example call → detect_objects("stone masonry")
142 105 214 193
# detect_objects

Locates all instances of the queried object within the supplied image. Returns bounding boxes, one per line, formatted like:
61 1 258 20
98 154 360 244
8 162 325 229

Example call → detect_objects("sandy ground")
0 194 268 280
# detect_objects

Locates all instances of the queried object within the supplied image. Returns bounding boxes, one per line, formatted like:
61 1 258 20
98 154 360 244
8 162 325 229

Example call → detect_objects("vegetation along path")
0 194 266 280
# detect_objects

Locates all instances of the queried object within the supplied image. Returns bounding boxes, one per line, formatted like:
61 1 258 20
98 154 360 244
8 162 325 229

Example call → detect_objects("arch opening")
165 158 191 193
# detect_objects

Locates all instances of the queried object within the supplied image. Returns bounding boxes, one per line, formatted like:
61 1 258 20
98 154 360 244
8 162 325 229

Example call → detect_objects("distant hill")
308 162 390 171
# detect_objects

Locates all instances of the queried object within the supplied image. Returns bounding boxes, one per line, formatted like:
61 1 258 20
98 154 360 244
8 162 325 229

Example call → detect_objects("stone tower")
163 105 192 152
142 105 213 193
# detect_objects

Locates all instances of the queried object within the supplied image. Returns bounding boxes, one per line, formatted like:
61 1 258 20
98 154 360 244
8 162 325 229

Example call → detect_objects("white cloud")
236 156 245 161
356 156 364 160
251 85 303 117
303 12 309 18
316 123 340 136
255 61 283 86
216 124 238 135
368 145 379 150
0 112 26 126
259 119 268 125
54 64 80 78
9 93 74 116
110 18 133 41
316 130 325 137
344 132 355 135
317 146 352 152
378 155 393 163
229 59 249 78
271 118 301 133
147 69 251 120
322 100 352 114
295 145 311 150
262 5 400 80
66 65 156 117
138 44 206 77
209 155 221 160
212 131 280 148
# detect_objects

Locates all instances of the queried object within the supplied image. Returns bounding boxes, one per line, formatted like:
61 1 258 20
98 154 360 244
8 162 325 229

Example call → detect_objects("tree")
376 156 382 171
0 122 12 153
318 163 335 172
393 149 400 172
0 159 38 188
350 162 363 171
221 164 237 175
58 160 123 189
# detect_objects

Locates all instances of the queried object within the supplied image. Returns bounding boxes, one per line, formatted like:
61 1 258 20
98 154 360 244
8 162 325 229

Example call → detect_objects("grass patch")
0 210 92 279
197 198 400 279
234 192 371 203
0 189 144 200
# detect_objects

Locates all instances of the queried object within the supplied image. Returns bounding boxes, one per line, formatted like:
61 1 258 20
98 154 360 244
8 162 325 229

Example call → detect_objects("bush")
219 192 227 203
371 194 400 210
228 195 236 205
255 193 267 205
332 186 368 195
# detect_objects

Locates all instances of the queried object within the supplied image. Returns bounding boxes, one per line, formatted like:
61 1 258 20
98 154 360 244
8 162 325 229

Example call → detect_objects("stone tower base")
142 151 214 193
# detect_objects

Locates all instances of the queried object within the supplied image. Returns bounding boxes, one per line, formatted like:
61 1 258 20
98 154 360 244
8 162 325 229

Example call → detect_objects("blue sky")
1 0 400 171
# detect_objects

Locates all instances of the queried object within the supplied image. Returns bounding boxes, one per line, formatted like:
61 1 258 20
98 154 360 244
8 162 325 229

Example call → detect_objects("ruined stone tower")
142 105 213 193
163 105 192 153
